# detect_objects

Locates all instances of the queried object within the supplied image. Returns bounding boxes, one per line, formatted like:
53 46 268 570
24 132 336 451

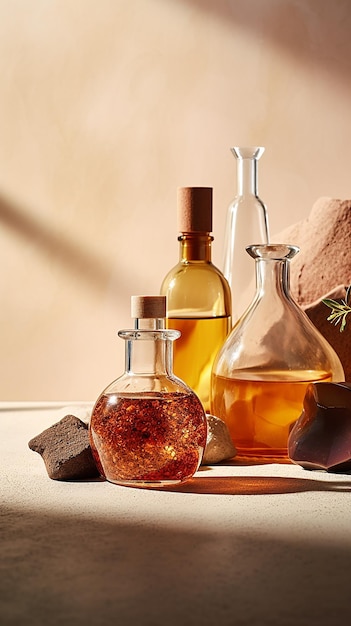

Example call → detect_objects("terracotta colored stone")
274 198 351 380
302 285 351 381
288 382 351 472
275 197 351 306
201 414 236 465
29 414 100 480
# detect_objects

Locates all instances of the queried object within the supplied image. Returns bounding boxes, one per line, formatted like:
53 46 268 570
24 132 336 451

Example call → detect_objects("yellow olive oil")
167 316 231 412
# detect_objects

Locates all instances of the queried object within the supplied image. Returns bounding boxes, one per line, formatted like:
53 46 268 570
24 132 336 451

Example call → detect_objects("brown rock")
303 285 351 381
201 414 236 465
275 197 351 306
28 414 100 480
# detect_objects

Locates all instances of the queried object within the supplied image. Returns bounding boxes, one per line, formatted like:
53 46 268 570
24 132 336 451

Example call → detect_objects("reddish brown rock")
302 285 351 381
275 197 351 306
288 382 351 473
274 198 351 380
29 414 100 480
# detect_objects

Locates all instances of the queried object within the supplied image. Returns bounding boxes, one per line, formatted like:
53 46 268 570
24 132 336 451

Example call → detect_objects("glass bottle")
223 147 270 320
160 187 232 412
89 295 207 487
211 244 344 461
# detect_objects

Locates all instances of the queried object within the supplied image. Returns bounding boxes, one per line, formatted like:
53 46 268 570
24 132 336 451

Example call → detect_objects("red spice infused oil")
89 295 207 487
90 391 206 486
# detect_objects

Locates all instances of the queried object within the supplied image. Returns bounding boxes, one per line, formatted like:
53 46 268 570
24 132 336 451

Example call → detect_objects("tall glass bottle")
89 295 207 487
160 187 232 412
211 244 344 461
223 147 270 320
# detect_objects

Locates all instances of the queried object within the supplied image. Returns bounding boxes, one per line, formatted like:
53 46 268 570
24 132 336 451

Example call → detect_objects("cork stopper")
131 295 166 319
177 187 213 233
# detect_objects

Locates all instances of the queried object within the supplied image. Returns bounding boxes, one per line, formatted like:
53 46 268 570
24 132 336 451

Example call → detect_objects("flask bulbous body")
90 297 207 487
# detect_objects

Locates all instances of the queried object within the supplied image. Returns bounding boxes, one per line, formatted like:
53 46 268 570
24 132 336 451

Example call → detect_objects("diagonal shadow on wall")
0 192 120 296
177 0 351 82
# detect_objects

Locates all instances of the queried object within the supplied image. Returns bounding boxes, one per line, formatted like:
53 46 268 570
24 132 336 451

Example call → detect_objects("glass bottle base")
234 447 291 464
106 478 188 488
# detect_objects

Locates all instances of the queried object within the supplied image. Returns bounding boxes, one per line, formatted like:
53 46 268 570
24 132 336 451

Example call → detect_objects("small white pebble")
202 414 236 465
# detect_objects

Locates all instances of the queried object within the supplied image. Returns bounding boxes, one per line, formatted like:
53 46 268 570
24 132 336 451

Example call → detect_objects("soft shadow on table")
163 474 351 495
2 501 351 626
73 467 351 495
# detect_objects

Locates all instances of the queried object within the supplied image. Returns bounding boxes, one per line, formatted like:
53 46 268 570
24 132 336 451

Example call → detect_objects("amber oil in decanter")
211 369 332 459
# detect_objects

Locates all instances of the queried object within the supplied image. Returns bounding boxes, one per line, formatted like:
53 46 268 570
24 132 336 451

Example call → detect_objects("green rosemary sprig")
322 285 351 332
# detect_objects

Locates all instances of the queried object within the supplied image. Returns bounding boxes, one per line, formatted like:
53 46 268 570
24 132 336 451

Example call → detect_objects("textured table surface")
1 402 351 626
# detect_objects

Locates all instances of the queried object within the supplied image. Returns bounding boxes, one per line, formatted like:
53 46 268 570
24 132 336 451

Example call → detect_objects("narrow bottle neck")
237 158 258 197
255 258 290 301
123 332 176 375
134 318 165 330
178 233 213 262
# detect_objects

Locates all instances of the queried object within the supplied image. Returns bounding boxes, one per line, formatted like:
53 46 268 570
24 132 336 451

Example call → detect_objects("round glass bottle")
223 147 270 320
89 296 207 487
211 244 344 461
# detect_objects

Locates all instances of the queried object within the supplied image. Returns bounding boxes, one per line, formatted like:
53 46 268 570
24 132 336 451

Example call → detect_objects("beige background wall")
0 0 350 401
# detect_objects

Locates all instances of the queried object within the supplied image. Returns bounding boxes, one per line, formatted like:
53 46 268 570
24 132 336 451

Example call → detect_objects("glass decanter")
89 295 207 487
223 147 270 320
211 244 344 461
160 187 232 412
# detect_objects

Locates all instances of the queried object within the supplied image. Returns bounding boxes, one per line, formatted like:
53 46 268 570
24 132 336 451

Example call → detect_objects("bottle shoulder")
161 259 228 279
213 296 343 378
160 261 232 316
161 261 230 290
99 374 194 396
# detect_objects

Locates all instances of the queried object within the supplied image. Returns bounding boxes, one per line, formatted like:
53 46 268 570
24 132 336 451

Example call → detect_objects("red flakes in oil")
89 392 206 484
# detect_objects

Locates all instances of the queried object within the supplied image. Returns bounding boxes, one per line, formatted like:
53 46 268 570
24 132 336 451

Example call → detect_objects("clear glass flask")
160 187 232 412
211 244 344 461
223 147 269 320
89 295 207 487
